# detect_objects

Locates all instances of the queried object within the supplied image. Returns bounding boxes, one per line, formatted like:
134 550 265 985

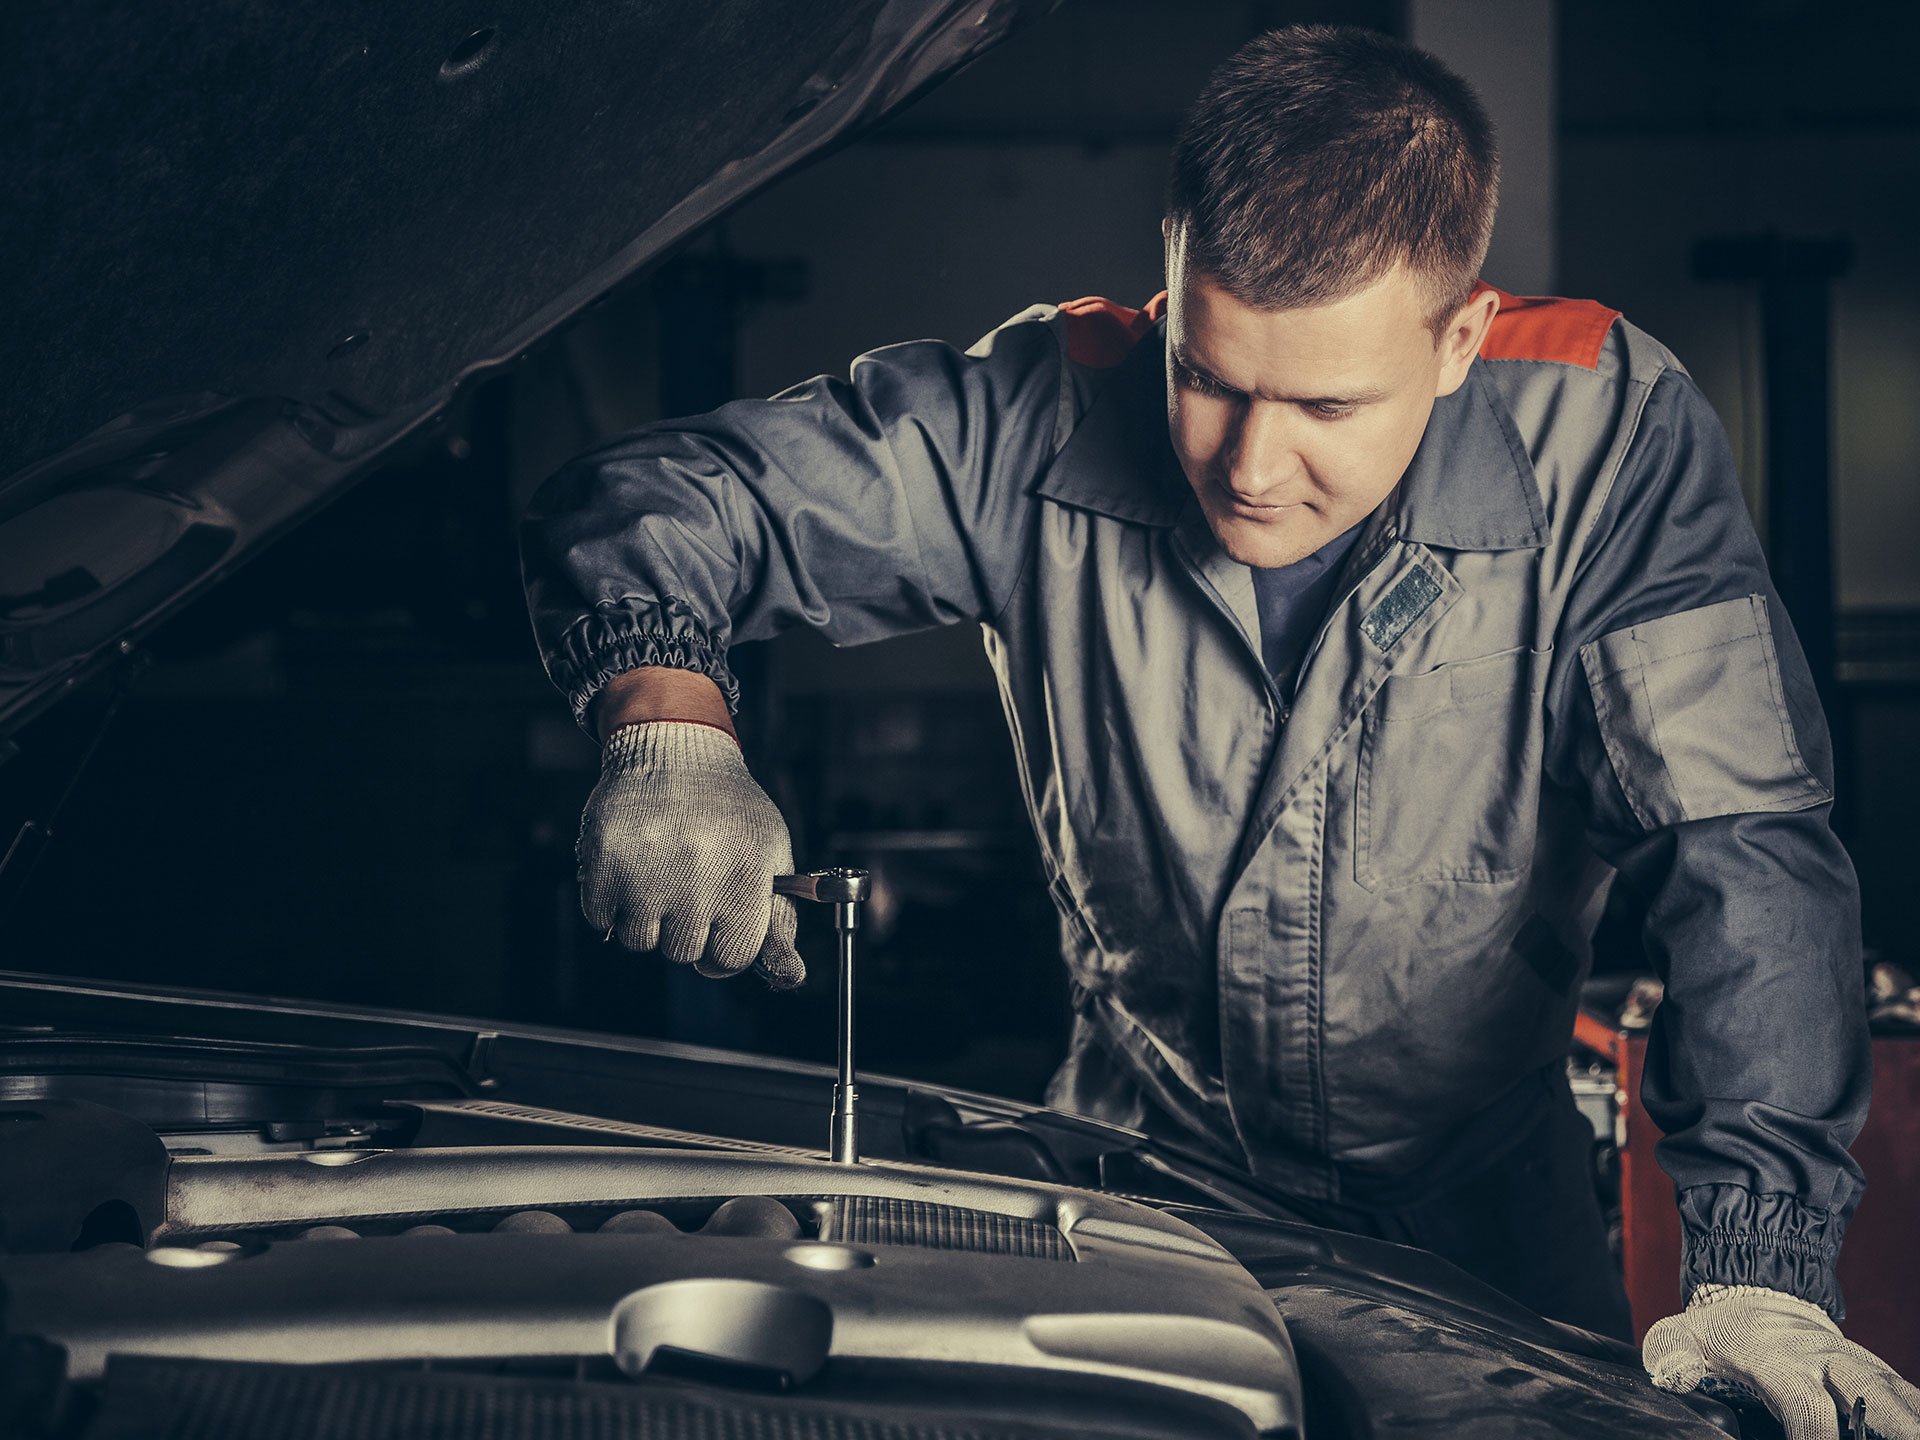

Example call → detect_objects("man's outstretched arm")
521 308 1069 728
1545 366 1918 1437
519 307 1072 982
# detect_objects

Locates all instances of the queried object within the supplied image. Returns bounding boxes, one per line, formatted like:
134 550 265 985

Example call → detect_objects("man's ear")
1433 286 1500 397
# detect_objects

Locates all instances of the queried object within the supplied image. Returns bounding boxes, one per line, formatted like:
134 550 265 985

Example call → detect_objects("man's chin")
1207 509 1329 569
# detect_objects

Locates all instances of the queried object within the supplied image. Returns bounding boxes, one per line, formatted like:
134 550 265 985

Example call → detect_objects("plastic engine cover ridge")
0 1145 1303 1435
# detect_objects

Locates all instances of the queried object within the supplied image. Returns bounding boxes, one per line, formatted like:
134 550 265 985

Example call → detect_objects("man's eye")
1175 359 1236 399
1305 402 1356 421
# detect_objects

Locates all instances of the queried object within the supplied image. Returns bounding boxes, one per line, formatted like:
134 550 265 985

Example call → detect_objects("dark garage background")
6 0 1918 1105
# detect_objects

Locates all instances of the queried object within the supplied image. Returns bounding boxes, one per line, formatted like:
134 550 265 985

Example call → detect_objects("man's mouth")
1213 479 1304 518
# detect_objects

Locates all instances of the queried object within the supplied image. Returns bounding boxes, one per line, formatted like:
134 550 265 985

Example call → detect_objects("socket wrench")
773 868 871 1163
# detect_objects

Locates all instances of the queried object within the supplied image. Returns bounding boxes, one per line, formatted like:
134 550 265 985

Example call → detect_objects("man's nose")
1225 401 1302 499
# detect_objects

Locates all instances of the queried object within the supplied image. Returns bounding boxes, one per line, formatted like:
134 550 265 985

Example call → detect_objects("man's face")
1163 229 1495 568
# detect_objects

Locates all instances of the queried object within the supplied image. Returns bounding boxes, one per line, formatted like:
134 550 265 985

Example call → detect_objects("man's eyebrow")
1170 346 1391 406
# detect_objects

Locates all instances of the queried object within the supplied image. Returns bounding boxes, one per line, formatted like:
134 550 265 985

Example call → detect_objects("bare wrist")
592 667 737 746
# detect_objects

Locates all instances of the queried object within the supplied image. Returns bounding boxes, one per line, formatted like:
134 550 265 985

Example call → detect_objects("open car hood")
0 0 1054 738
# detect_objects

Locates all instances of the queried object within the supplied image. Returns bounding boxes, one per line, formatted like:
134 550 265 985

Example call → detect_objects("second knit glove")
1646 1285 1920 1440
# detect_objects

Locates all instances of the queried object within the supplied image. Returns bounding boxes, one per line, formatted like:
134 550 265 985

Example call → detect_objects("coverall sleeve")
1543 367 1869 1319
520 309 1068 724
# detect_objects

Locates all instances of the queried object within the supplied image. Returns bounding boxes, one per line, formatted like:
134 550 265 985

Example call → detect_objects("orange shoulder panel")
1058 292 1169 368
1476 283 1621 370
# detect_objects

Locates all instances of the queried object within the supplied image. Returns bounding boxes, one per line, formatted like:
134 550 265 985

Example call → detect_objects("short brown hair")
1166 25 1499 331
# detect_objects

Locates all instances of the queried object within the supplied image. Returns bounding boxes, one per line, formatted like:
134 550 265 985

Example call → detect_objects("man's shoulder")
967 295 1173 450
1479 286 1620 369
1052 294 1169 368
1465 290 1722 559
975 294 1167 369
1475 283 1682 392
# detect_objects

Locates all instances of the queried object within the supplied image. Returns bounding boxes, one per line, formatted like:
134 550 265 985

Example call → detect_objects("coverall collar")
1035 325 1190 526
1038 323 1548 555
1391 359 1550 551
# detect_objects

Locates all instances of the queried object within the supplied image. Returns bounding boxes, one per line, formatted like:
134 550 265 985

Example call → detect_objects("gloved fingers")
754 896 805 990
618 906 664 956
1764 1374 1844 1440
579 886 616 937
705 894 773 978
659 912 716 970
1825 1360 1920 1440
576 844 617 935
1644 1320 1708 1395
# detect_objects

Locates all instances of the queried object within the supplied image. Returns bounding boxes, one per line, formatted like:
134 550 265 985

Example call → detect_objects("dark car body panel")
0 0 1057 738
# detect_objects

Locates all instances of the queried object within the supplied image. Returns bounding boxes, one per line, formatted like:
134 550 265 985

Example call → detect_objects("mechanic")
522 25 1919 1437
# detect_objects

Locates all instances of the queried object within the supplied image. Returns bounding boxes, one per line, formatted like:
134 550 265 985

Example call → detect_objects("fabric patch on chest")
1359 568 1443 651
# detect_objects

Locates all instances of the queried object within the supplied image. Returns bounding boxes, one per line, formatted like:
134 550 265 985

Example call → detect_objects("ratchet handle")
773 869 871 905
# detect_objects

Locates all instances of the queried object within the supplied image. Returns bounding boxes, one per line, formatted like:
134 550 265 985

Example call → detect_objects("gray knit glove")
577 721 804 988
1646 1285 1920 1440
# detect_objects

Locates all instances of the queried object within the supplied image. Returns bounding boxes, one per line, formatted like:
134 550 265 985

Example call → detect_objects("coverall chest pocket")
1355 647 1547 891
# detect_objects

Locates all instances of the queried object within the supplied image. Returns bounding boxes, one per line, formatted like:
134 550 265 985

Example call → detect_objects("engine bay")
1 1097 1304 1440
0 976 1743 1440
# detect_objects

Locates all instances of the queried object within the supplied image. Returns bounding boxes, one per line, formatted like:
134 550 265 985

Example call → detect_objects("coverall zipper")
1169 545 1286 721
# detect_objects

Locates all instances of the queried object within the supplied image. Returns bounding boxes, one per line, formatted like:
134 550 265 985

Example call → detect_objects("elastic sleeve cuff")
544 597 740 727
1678 1183 1845 1320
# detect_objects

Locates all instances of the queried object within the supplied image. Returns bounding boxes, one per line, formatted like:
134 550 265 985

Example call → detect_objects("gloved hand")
1645 1284 1920 1440
577 721 804 988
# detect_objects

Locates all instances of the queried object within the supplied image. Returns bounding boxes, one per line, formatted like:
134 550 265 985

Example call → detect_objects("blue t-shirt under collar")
1250 520 1365 696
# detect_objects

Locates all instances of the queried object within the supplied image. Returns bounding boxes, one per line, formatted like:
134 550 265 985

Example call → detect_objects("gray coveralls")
522 292 1868 1332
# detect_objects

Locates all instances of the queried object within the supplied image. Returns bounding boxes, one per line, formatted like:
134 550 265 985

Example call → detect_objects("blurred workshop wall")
1408 0 1557 296
1558 0 1920 610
